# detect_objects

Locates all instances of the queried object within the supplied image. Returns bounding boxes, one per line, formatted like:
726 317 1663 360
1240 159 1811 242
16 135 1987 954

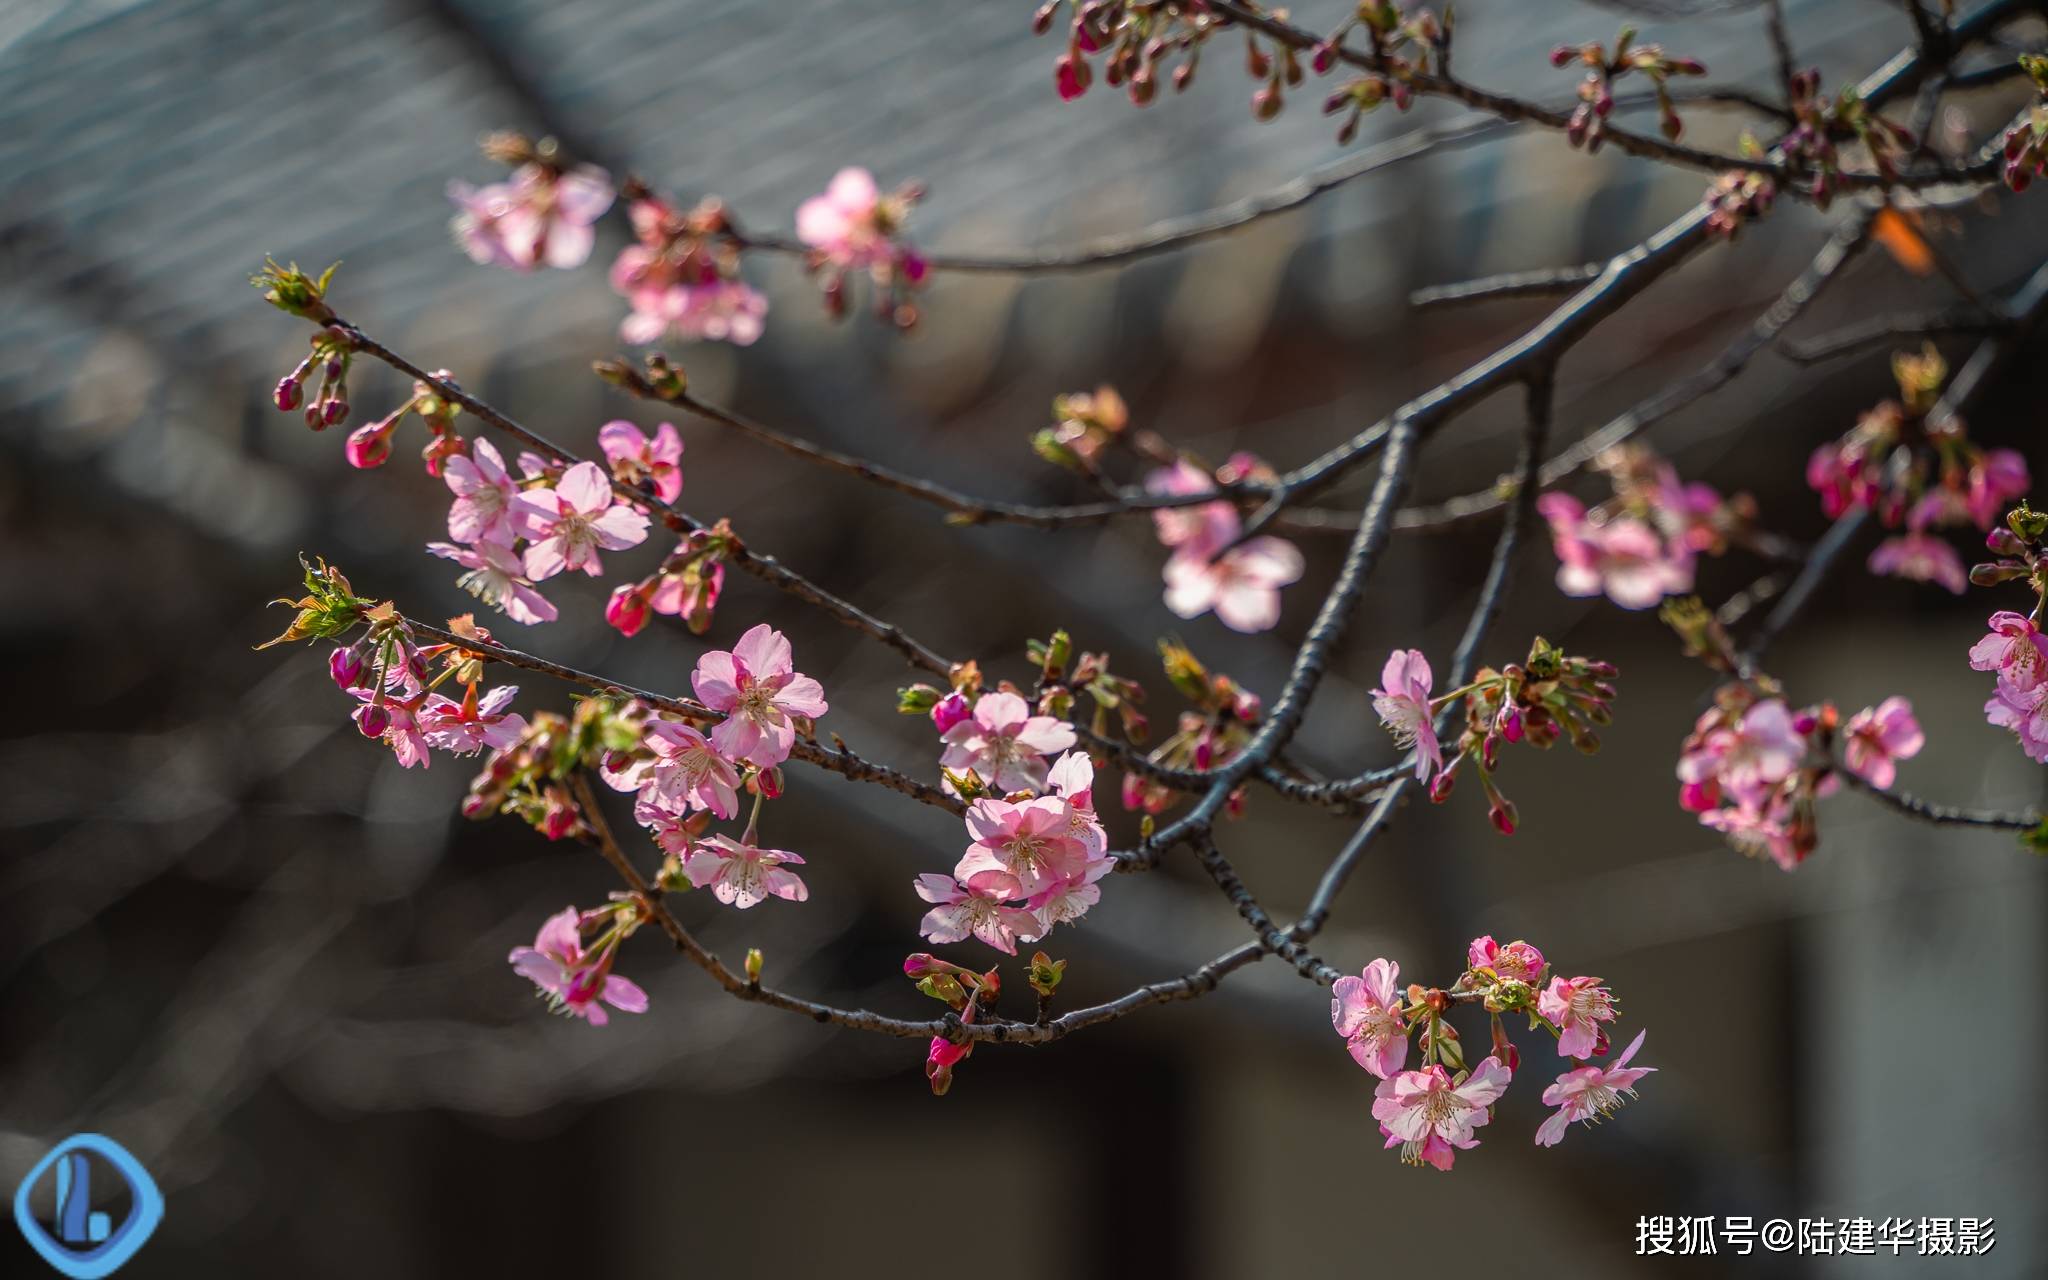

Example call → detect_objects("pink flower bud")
320 395 350 427
329 644 368 690
274 377 304 411
1549 45 1574 67
1312 41 1336 74
1497 705 1524 743
758 765 786 800
354 703 391 738
1489 796 1518 836
605 583 652 637
904 953 943 979
344 419 395 469
930 690 973 734
1055 53 1091 101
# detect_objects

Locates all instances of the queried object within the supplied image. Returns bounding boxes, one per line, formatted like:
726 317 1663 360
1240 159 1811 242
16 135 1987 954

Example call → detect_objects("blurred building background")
3 0 2045 1275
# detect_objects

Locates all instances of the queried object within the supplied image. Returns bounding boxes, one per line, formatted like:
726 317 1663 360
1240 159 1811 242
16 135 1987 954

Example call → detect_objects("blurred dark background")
4 0 2046 1275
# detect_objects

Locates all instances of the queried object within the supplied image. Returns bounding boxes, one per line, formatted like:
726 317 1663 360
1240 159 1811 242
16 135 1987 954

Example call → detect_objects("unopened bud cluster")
1550 25 1706 149
1331 937 1652 1169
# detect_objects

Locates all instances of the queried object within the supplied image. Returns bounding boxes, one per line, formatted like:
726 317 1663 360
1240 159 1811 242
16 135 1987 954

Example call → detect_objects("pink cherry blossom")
1538 975 1619 1059
442 437 520 545
914 870 1043 955
1700 797 1805 871
1537 493 1693 610
957 796 1089 895
1371 649 1442 782
1841 696 1924 788
796 168 898 270
427 540 557 625
419 684 528 756
1331 958 1409 1079
598 420 685 505
604 720 741 820
1144 460 1234 552
1968 611 2048 697
938 690 1077 793
351 690 431 768
512 460 651 580
684 833 809 908
1807 440 1880 519
691 623 829 768
1027 857 1114 932
1466 936 1545 985
1680 698 1804 808
1967 448 2030 528
1868 532 1966 593
1162 530 1305 633
1047 750 1108 854
1534 1029 1655 1146
1984 684 2048 763
507 907 648 1026
449 163 613 271
620 278 769 347
1370 1056 1513 1170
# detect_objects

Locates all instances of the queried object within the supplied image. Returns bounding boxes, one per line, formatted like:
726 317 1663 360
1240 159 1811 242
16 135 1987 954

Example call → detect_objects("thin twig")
1837 767 2041 830
1410 263 1606 309
1203 0 2001 195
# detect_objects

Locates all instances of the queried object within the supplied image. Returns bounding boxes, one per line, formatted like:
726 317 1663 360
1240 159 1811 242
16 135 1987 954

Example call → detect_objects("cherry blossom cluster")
1146 455 1304 633
1030 387 1305 633
263 547 842 1019
794 168 930 329
2002 55 2048 191
610 186 768 347
258 563 526 771
600 624 828 906
1673 669 1923 870
445 135 927 340
448 133 614 272
1549 26 1707 148
914 746 1111 955
1702 169 1776 239
1965 505 2048 761
509 900 652 1026
1538 443 1755 610
1331 937 1653 1170
1806 346 2029 593
1314 5 1445 144
1375 637 1617 835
